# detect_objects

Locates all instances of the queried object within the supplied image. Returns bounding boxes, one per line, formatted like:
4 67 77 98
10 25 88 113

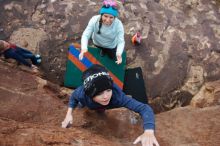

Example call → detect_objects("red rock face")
0 118 124 146
1 0 220 145
1 0 220 111
0 60 220 146
156 106 220 146
0 62 143 146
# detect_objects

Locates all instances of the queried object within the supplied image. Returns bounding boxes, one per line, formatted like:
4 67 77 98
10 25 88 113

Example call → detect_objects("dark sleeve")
11 53 32 67
114 85 155 130
5 48 32 67
68 88 80 108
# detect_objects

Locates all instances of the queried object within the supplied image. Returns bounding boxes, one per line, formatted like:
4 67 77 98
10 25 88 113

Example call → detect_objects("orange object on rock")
131 32 142 45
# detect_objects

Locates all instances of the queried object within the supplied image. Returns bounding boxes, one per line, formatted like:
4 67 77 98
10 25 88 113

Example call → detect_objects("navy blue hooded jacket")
69 83 155 130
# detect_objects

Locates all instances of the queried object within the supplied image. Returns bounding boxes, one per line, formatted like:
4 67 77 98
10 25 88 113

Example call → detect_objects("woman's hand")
133 129 159 146
115 54 122 64
79 49 87 60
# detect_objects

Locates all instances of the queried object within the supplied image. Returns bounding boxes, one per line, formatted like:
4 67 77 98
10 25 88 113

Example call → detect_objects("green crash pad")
64 44 126 89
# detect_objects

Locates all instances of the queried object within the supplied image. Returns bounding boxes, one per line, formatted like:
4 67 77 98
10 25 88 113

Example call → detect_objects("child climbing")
62 64 160 146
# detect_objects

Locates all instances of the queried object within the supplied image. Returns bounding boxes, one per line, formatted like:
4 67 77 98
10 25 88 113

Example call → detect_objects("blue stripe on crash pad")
69 45 93 68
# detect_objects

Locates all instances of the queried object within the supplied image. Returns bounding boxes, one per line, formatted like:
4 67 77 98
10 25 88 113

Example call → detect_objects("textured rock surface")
0 60 219 146
156 106 220 146
0 62 131 146
1 0 220 110
0 118 124 146
191 80 220 107
0 0 220 145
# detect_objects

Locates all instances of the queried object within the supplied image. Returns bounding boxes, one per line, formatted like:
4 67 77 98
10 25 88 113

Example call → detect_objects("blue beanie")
99 6 118 17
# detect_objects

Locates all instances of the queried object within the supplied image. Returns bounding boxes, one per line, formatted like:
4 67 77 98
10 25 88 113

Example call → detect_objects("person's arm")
61 107 73 128
115 86 159 146
14 46 39 70
79 16 97 60
9 49 32 67
119 93 155 130
115 20 125 64
61 90 79 128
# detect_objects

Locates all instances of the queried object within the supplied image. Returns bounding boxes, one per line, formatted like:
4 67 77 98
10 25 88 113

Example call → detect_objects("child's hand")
133 129 159 146
61 114 73 128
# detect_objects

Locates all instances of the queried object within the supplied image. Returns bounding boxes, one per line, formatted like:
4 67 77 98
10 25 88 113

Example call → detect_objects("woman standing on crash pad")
62 64 160 146
79 0 125 65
